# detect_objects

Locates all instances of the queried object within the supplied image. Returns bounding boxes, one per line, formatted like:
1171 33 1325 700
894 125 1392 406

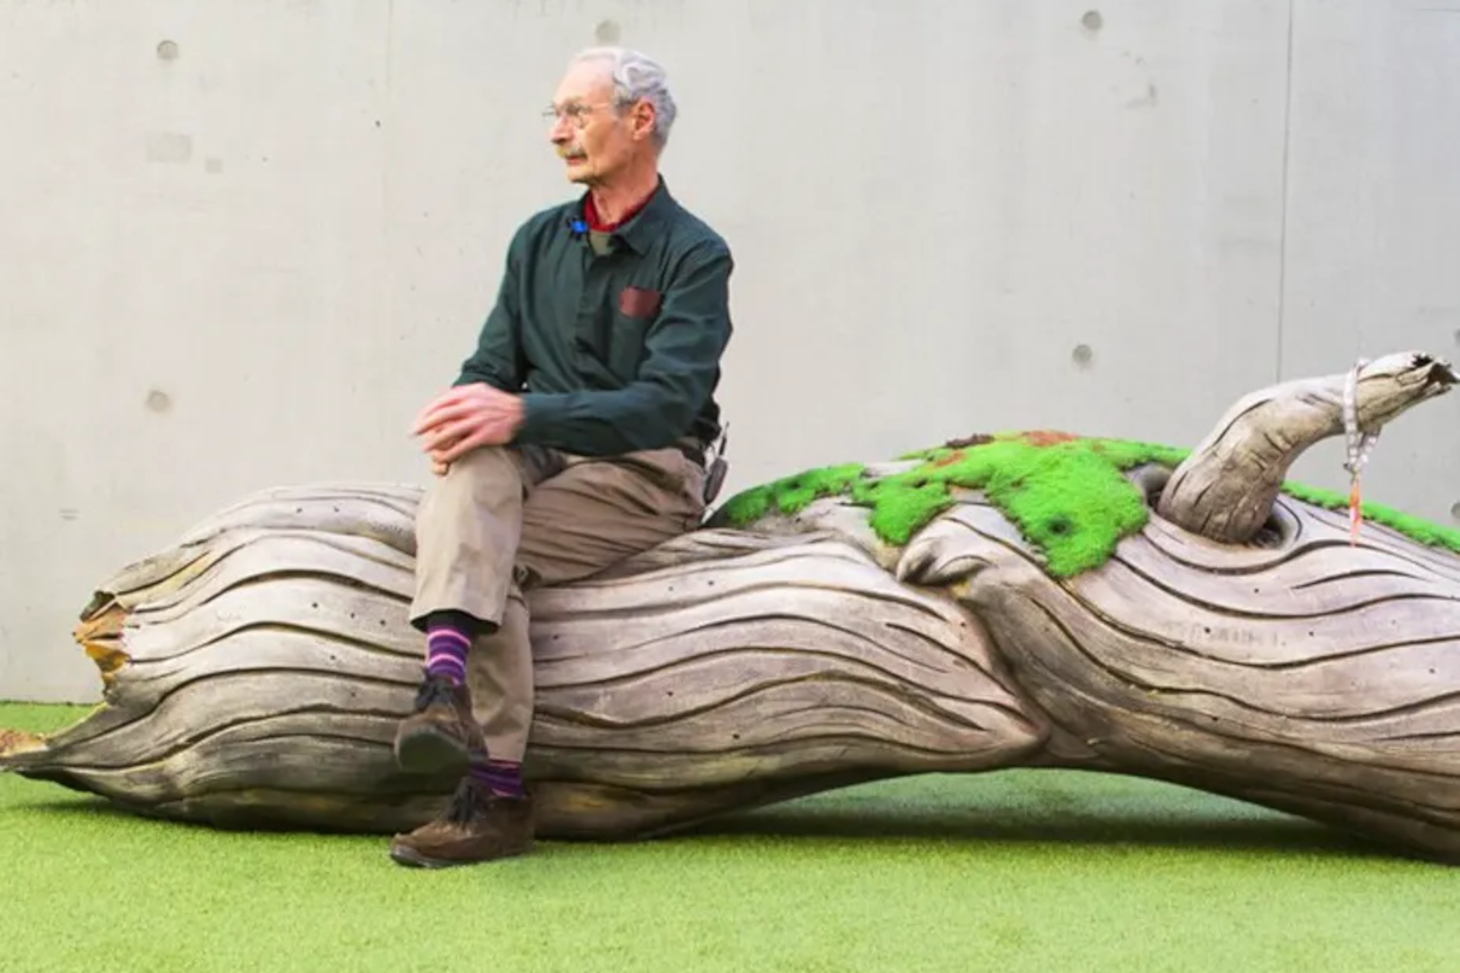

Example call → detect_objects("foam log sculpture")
4 352 1460 860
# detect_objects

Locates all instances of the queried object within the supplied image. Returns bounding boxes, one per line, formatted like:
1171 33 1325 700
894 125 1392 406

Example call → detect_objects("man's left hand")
411 382 525 469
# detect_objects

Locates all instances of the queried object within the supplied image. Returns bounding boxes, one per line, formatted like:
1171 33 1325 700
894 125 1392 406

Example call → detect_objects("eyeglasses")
540 102 621 128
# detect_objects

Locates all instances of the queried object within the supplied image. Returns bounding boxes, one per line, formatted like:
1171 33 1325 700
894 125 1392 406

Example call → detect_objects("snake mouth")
1392 352 1457 394
1419 354 1458 388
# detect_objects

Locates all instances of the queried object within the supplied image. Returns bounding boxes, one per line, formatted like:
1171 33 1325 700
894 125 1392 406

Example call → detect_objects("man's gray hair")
571 46 678 149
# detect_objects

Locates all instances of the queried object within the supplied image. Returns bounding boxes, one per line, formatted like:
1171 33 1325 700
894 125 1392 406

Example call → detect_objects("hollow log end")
0 595 133 769
72 599 132 689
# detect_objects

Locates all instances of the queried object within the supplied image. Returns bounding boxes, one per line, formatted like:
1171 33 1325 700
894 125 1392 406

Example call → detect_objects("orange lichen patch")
74 601 132 685
0 728 44 758
1015 430 1082 447
930 449 968 468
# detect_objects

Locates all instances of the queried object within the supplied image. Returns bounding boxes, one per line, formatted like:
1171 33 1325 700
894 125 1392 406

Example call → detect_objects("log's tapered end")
0 728 45 763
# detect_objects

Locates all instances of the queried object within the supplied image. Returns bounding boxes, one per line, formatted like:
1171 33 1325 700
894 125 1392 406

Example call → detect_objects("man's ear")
632 100 656 141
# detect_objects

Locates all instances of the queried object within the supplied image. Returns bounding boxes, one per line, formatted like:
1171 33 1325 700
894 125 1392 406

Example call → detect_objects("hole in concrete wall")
1072 343 1094 367
595 20 621 44
157 40 179 61
1453 327 1460 347
1081 10 1103 32
1451 501 1460 523
145 389 172 413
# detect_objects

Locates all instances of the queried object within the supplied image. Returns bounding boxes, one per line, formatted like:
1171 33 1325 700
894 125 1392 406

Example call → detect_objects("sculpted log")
4 352 1459 860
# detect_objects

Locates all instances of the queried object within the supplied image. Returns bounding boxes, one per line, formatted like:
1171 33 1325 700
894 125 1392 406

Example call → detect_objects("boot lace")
413 675 458 712
443 779 487 826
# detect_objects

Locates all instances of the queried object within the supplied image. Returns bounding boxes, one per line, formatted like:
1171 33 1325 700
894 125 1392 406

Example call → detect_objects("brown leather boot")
393 675 487 775
389 777 535 867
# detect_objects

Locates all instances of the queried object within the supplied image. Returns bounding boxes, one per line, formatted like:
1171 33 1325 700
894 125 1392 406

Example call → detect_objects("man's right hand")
411 383 527 473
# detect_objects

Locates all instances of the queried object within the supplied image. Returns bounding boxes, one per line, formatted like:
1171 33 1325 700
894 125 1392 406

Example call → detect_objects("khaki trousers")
409 442 707 763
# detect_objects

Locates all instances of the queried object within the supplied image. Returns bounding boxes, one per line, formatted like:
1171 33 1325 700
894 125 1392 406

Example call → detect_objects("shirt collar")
567 176 674 255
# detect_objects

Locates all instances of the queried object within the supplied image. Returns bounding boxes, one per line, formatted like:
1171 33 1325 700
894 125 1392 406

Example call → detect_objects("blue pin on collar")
570 219 588 235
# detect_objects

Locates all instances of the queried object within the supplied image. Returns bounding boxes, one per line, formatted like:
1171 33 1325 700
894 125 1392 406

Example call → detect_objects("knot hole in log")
1128 464 1292 550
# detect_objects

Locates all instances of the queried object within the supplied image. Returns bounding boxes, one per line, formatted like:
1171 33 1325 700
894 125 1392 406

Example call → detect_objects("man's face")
548 61 654 185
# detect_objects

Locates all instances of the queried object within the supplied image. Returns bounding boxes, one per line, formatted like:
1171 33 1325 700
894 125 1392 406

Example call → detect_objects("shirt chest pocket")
604 285 662 378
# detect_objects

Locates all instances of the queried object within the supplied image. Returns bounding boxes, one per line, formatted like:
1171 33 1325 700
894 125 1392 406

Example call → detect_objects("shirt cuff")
516 391 566 445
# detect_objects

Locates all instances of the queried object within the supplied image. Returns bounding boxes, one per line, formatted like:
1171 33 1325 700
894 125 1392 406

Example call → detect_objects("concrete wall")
2 0 1457 702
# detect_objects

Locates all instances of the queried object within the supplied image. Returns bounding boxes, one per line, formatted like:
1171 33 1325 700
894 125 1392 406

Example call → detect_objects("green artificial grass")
716 431 1460 575
4 702 1460 972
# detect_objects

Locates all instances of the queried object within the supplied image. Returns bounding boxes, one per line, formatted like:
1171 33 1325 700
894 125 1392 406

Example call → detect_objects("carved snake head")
1357 352 1457 420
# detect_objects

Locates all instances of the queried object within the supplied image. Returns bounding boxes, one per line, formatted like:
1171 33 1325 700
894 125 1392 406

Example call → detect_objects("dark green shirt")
455 179 733 456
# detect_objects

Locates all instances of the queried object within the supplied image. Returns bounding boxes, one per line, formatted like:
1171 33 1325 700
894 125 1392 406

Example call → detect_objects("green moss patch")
718 463 866 525
714 430 1460 576
718 432 1188 577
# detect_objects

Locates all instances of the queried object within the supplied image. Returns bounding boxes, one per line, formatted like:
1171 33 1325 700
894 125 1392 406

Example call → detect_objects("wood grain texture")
899 488 1460 857
3 487 1046 838
7 477 1460 856
6 354 1460 859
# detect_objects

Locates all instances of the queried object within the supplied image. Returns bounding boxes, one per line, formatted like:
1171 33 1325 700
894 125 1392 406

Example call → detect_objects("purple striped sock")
424 623 471 685
469 756 524 798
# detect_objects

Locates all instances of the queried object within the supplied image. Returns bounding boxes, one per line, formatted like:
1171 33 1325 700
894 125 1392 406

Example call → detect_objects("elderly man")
385 47 733 868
